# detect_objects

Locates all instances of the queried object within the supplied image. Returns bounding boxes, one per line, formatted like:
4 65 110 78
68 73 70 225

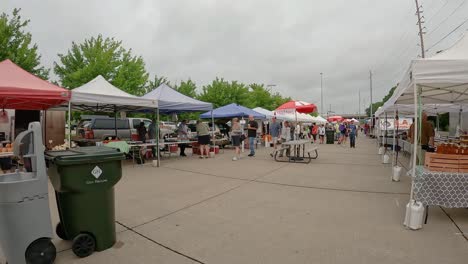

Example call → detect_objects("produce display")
0 143 13 153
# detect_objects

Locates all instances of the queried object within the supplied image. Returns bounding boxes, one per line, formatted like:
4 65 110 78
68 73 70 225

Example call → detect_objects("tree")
147 75 171 91
54 35 148 95
176 79 197 98
198 78 250 108
365 85 397 116
0 8 49 79
245 83 274 109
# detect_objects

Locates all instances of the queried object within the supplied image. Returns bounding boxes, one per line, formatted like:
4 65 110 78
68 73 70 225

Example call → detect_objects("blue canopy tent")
200 103 266 119
142 83 213 113
142 83 213 166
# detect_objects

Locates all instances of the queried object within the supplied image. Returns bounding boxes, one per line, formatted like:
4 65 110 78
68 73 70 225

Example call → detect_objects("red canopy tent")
275 100 317 114
0 59 70 110
327 115 344 122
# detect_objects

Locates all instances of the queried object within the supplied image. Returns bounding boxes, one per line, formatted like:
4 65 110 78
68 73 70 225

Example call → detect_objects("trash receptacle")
0 122 56 264
325 130 335 144
45 146 124 258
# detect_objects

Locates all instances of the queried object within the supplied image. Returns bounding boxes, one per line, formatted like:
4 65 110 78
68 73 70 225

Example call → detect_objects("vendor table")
413 166 468 208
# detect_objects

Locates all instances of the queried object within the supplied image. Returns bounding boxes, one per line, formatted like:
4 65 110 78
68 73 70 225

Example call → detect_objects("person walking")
247 115 258 157
177 120 189 157
279 121 291 157
269 117 281 156
231 118 242 161
348 121 357 148
311 123 318 143
318 124 325 144
196 120 211 158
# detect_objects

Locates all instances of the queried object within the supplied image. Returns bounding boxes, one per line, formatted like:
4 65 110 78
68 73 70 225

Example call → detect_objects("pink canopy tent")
0 59 70 110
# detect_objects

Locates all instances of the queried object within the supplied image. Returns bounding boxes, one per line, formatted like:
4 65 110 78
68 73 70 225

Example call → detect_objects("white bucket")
265 139 270 148
152 160 158 167
392 166 402 181
378 146 384 155
209 151 215 158
382 154 390 164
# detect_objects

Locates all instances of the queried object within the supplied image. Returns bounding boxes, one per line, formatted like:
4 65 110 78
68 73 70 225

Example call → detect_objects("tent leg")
392 109 396 166
114 105 118 139
157 108 160 167
211 112 215 147
68 102 72 148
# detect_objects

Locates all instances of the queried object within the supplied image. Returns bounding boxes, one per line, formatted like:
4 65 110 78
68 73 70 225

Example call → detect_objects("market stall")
0 59 71 173
142 83 213 165
382 34 468 229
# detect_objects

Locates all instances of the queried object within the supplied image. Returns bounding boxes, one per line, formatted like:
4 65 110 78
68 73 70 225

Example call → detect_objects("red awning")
0 59 70 110
275 100 317 114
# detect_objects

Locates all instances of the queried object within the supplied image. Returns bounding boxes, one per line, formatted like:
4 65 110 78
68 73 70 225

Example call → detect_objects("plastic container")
392 166 402 181
45 146 125 258
0 122 56 264
404 200 424 230
378 146 385 155
209 151 215 158
382 153 390 164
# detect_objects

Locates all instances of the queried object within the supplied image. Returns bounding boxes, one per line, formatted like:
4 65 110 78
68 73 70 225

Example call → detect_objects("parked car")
160 121 177 131
78 117 175 140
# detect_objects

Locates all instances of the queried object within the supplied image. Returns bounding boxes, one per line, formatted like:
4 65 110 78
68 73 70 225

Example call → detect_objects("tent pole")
392 109 396 166
395 110 400 166
156 108 160 167
114 105 117 139
211 111 215 141
410 83 419 203
68 101 72 148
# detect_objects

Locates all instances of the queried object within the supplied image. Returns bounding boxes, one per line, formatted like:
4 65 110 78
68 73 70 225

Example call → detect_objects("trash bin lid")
45 146 124 165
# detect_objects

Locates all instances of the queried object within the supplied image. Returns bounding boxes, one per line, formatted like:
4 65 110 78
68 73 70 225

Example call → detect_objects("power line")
427 0 467 35
427 15 468 50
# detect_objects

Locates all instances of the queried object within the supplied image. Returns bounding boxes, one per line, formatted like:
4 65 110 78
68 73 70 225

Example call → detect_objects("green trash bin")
45 146 125 258
325 130 335 144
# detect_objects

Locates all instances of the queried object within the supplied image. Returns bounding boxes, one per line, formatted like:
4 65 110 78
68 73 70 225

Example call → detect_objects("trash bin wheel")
56 222 68 240
25 238 56 264
72 233 96 258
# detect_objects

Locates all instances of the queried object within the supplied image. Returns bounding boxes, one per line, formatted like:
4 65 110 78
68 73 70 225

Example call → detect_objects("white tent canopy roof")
310 115 327 124
375 102 468 116
386 34 468 107
252 107 315 122
68 75 158 112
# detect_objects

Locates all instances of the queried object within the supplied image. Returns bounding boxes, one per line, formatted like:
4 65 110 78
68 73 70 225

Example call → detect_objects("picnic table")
274 140 318 164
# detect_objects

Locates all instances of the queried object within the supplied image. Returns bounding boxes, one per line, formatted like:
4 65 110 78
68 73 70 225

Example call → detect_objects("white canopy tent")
68 75 158 111
252 107 315 122
382 34 468 224
310 115 327 124
62 75 158 144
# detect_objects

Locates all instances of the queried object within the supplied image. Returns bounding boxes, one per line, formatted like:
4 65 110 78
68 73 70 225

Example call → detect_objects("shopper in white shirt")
318 124 326 144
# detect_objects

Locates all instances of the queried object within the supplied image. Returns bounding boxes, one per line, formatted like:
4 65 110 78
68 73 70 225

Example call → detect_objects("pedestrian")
231 118 242 161
196 120 211 158
408 112 435 164
311 122 318 143
137 122 147 142
294 122 301 140
177 120 189 157
279 121 291 157
334 122 340 141
318 124 325 144
348 120 357 148
148 120 157 156
269 117 281 156
338 122 346 144
247 115 258 157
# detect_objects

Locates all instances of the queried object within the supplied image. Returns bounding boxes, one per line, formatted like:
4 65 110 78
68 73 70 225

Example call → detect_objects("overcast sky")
3 0 468 114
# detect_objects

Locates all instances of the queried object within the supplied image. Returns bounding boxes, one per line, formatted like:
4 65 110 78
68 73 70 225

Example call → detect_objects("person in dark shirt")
247 115 258 157
137 122 147 142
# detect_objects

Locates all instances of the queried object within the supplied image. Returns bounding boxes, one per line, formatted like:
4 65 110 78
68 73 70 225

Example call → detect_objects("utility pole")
414 0 426 58
369 70 373 118
320 73 323 116
358 89 361 119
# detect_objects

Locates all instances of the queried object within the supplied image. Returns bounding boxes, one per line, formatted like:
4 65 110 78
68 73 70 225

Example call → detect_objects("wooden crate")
425 152 468 172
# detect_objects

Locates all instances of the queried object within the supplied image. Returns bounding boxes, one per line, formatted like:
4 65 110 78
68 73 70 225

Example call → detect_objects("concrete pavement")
1 136 466 263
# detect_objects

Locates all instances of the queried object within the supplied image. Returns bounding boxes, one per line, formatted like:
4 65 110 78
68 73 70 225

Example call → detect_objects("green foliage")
54 35 148 95
146 75 171 92
198 78 250 108
365 85 397 116
176 79 197 98
0 8 49 79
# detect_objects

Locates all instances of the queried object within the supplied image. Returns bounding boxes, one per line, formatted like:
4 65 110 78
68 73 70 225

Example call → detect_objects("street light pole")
320 73 323 116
